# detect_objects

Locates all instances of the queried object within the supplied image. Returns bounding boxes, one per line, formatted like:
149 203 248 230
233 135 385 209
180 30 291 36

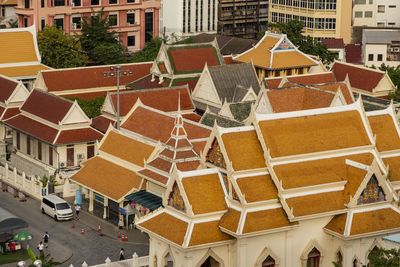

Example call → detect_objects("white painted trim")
179 167 219 178
233 170 269 179
284 184 344 199
346 159 370 171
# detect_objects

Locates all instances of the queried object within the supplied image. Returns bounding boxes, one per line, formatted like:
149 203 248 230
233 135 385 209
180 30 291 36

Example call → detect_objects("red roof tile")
265 72 336 89
345 44 363 64
0 75 18 103
0 106 5 119
171 78 199 93
176 161 200 171
223 55 238 65
41 63 152 92
331 62 384 92
2 107 20 120
21 90 73 124
5 114 58 143
121 106 211 143
321 38 345 49
182 113 201 122
168 46 221 73
128 75 170 89
54 128 103 144
91 115 115 133
138 168 169 184
110 87 194 116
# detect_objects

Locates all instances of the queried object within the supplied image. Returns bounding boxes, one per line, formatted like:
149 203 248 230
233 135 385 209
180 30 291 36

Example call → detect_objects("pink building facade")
15 0 160 51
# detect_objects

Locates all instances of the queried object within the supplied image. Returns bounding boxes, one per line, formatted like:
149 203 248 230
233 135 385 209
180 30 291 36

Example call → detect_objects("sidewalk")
65 197 149 246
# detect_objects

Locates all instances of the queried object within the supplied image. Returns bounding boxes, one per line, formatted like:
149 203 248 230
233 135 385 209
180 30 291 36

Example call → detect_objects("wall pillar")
140 9 145 49
103 197 108 219
89 190 94 212
237 238 247 267
64 14 71 34
153 8 159 38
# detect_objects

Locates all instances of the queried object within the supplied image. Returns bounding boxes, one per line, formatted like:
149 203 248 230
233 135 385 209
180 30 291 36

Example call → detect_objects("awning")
125 190 163 211
0 207 28 233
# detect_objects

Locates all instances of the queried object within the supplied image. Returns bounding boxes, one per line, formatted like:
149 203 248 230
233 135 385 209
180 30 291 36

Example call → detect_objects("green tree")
129 36 163 62
27 247 60 267
38 25 88 68
79 8 126 65
367 247 400 267
68 96 105 118
263 20 337 66
379 63 400 101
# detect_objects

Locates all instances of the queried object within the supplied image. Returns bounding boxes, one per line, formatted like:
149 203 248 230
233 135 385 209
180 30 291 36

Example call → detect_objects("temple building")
136 99 400 266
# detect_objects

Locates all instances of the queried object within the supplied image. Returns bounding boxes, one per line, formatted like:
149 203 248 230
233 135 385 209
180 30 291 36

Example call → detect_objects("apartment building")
363 28 400 67
352 0 376 27
376 0 400 27
268 0 352 43
217 0 268 39
14 0 160 51
160 0 218 38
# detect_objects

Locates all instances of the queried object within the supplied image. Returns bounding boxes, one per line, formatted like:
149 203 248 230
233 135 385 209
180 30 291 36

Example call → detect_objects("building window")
72 17 81 29
67 145 74 167
87 142 95 159
188 0 191 32
127 35 135 46
109 14 117 26
353 259 358 267
183 0 186 32
109 0 117 4
26 136 31 155
307 17 314 29
41 0 45 7
355 11 363 18
200 0 203 31
377 54 383 61
16 132 20 150
54 18 64 30
377 5 385 12
25 0 30 8
335 251 343 267
38 141 42 161
262 256 275 266
389 5 396 8
326 0 336 9
307 247 321 267
368 54 374 61
24 17 28 27
54 0 65 6
364 11 373 17
315 0 325 9
315 18 325 29
91 0 99 5
388 22 396 26
195 0 198 32
212 0 215 30
274 70 280 77
207 0 210 30
127 0 135 2
72 0 81 6
145 12 153 42
127 13 135 24
49 147 53 166
377 22 385 27
325 18 336 29
354 0 366 4
41 19 45 29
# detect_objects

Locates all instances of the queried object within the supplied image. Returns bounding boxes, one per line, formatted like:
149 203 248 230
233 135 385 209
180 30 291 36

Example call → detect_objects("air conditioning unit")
77 153 85 160
60 162 66 168
71 23 77 30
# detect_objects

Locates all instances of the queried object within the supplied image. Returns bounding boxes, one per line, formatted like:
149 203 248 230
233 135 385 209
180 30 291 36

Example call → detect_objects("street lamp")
107 65 121 129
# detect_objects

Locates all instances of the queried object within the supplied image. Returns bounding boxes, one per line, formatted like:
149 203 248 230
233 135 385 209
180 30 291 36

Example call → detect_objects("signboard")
75 190 82 205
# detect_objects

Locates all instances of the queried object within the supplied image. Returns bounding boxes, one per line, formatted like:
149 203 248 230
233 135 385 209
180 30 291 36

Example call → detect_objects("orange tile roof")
273 153 374 189
138 212 188 246
189 220 233 246
265 72 336 89
285 191 345 217
71 157 142 201
368 114 400 152
243 208 294 234
121 106 211 144
271 51 316 69
221 130 266 171
219 208 241 233
350 208 400 236
99 130 155 167
181 173 227 214
0 64 50 78
324 213 347 235
314 83 353 104
0 31 38 64
236 174 277 203
383 156 400 182
258 110 372 157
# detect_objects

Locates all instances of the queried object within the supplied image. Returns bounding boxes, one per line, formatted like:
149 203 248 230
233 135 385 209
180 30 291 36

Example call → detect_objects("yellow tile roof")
368 114 400 152
235 35 316 69
383 156 400 181
0 64 50 78
273 153 374 189
181 173 227 215
242 208 294 234
219 208 241 233
350 208 400 236
236 174 278 203
100 130 155 167
324 213 347 235
258 110 372 158
189 220 233 246
138 212 188 246
71 157 142 202
221 130 266 170
285 191 345 217
0 31 38 64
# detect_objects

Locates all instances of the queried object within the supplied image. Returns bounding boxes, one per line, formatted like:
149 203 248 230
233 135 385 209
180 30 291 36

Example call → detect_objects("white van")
41 195 73 221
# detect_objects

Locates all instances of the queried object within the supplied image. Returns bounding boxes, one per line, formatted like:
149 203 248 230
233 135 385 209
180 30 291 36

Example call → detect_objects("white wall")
353 0 376 27
364 44 389 67
376 0 400 27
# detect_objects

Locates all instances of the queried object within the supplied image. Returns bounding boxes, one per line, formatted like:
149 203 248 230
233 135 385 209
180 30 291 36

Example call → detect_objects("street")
0 190 149 266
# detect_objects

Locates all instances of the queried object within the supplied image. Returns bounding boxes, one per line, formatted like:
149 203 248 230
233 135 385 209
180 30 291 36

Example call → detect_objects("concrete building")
217 0 268 39
268 0 353 43
352 0 376 27
376 0 400 27
362 28 400 67
160 0 218 39
14 0 160 51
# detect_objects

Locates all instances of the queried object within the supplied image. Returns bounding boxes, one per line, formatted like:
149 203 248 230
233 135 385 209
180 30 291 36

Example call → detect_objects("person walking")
75 204 80 219
119 248 125 261
37 241 44 255
43 232 49 248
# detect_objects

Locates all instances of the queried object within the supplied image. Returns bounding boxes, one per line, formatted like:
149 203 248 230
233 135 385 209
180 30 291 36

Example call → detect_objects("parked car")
41 195 73 221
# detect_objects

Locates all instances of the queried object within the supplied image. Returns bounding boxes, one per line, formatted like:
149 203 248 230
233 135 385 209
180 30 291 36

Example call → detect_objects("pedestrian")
37 241 44 255
43 231 49 248
119 248 125 261
75 204 80 219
